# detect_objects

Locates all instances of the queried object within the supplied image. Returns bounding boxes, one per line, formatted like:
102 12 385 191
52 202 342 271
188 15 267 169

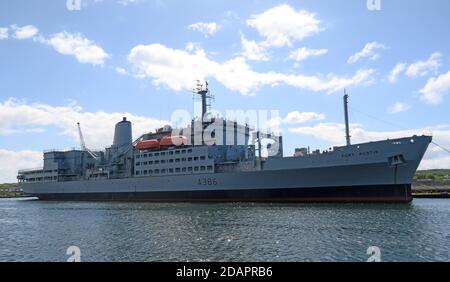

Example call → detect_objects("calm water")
0 198 449 262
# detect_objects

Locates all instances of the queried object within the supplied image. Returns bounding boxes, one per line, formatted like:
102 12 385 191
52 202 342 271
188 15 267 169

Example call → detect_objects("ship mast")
343 90 351 146
193 80 215 145
193 80 214 120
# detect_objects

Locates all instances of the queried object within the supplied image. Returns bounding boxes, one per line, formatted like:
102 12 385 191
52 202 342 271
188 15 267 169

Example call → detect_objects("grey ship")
18 83 431 203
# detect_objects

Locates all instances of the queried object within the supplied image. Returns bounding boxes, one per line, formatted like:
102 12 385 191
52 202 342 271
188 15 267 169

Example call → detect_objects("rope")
432 141 450 155
348 106 409 130
348 105 450 156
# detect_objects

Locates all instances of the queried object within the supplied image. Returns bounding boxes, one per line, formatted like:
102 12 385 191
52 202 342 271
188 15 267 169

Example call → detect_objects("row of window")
136 156 208 166
135 165 214 175
136 148 194 159
25 176 57 182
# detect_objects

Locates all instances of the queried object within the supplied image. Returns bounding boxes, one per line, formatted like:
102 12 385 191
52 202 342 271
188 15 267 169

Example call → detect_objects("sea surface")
0 198 449 262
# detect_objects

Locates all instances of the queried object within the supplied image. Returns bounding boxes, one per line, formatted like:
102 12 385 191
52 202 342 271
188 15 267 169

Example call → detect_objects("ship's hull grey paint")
34 185 412 203
20 136 431 203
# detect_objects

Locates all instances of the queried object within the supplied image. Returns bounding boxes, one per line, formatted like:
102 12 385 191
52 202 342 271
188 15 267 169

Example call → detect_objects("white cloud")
42 31 110 65
246 4 322 48
188 22 220 37
11 25 39 39
0 27 8 40
0 149 43 183
240 34 269 61
347 41 387 64
117 0 143 5
0 98 168 150
283 111 326 124
288 123 450 169
115 67 128 75
420 155 450 170
185 42 201 52
288 47 328 62
419 70 450 105
289 123 347 144
406 52 442 78
388 102 410 114
128 43 375 95
387 63 406 83
266 111 326 130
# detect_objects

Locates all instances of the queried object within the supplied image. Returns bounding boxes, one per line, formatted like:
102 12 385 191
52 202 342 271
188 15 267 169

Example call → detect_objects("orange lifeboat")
159 135 188 147
135 139 160 150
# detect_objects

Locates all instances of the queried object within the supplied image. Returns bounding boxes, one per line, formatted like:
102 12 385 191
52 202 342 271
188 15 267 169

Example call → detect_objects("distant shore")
412 180 450 198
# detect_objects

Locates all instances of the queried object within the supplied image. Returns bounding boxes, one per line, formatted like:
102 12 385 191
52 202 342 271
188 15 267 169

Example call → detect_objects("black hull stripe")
33 184 413 203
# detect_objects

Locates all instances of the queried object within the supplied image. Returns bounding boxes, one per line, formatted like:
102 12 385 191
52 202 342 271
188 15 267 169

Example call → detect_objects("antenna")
77 122 98 159
192 80 215 120
343 89 351 146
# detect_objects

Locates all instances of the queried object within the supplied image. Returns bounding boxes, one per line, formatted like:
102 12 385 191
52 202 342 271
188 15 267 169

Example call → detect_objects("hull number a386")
197 178 218 186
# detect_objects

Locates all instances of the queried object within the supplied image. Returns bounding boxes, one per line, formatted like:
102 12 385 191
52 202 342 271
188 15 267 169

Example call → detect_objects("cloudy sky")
1 0 450 182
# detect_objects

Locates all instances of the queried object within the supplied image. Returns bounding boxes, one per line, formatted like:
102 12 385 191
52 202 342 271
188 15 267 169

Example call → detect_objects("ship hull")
33 184 412 203
19 135 431 203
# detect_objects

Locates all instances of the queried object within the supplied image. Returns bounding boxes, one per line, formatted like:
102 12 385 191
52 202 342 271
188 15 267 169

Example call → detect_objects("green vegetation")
0 183 25 198
414 169 450 181
0 183 18 189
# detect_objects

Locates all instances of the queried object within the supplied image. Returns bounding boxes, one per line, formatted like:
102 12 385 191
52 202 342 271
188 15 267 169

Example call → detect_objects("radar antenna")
192 80 215 120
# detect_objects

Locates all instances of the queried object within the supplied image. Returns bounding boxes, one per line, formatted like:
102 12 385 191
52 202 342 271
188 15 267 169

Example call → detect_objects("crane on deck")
77 122 98 160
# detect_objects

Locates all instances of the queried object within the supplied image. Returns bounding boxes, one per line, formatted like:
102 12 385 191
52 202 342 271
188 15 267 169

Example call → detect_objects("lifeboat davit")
159 135 188 147
135 139 160 150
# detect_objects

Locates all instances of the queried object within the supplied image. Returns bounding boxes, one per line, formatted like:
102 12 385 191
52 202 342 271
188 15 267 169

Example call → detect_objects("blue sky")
1 0 450 182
